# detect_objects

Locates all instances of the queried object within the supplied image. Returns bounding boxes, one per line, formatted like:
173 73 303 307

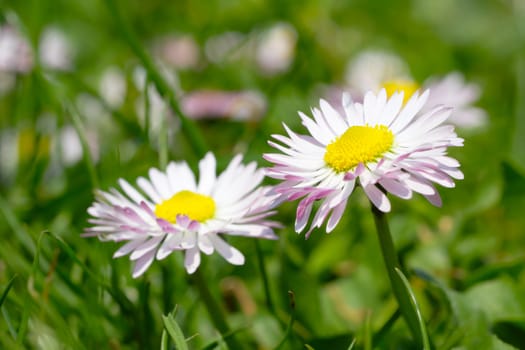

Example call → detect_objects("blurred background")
1 0 525 349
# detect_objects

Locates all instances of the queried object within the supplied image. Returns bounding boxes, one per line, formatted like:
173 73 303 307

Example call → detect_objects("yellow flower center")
324 125 394 173
154 190 216 223
381 79 419 104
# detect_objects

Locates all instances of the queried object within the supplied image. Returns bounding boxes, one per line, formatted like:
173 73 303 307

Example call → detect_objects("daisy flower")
423 72 487 129
344 50 487 129
264 89 464 237
84 152 280 277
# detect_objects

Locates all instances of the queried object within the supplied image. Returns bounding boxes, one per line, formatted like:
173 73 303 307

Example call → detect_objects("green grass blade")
160 330 168 350
161 308 189 350
394 268 431 350
0 275 17 308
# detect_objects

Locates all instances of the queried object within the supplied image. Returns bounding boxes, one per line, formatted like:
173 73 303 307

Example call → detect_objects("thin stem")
191 268 245 350
254 241 275 314
104 0 207 158
371 205 422 346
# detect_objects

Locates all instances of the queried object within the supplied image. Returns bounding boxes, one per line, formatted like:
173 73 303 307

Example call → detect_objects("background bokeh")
1 0 525 349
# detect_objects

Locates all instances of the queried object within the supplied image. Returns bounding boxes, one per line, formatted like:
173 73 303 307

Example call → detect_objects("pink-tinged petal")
198 234 215 255
344 163 365 180
156 235 180 260
156 218 177 233
326 200 348 233
175 215 200 232
208 235 245 266
140 201 156 217
113 238 148 258
225 224 278 239
404 177 436 195
425 191 442 207
130 236 163 260
175 214 190 227
379 178 412 199
113 206 146 225
306 200 331 238
363 185 391 212
184 247 201 274
180 231 197 249
132 251 156 278
295 198 314 233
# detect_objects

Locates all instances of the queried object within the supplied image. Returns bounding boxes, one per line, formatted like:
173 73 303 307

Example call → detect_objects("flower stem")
191 268 245 350
370 205 423 346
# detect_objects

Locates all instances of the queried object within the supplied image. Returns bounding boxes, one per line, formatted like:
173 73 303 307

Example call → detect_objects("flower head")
265 89 463 237
85 152 280 277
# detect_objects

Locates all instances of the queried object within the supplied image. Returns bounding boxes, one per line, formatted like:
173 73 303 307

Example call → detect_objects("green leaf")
161 308 188 350
417 272 521 349
0 275 16 308
394 268 431 350
492 320 525 349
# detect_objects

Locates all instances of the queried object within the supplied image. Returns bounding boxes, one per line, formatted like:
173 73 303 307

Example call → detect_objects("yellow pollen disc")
381 79 419 104
154 190 216 223
324 125 394 173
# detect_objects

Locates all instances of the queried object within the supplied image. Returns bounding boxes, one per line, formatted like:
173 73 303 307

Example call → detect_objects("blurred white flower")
154 34 200 70
256 23 297 75
99 66 127 108
0 25 33 73
344 49 487 129
181 90 266 121
423 72 487 128
345 49 410 94
204 31 246 63
39 27 72 70
57 125 99 166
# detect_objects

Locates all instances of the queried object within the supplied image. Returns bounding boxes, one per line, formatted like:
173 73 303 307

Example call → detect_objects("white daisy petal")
113 238 148 258
208 235 245 266
149 168 172 199
136 177 162 203
197 152 216 195
364 185 391 212
184 247 201 274
132 251 156 278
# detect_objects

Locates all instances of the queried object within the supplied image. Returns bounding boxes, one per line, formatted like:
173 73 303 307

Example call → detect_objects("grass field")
1 0 525 349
